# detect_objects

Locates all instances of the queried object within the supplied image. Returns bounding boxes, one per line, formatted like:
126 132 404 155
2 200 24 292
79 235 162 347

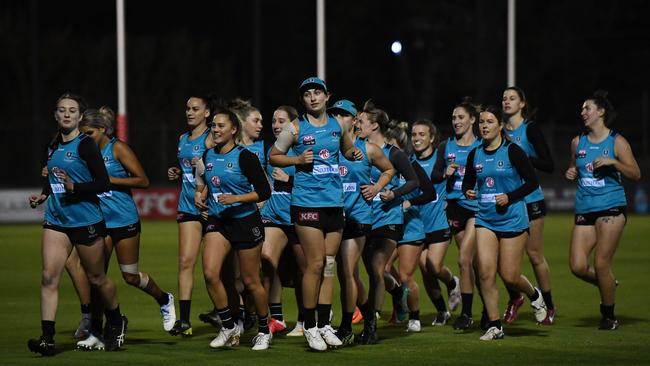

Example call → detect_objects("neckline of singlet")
301 113 330 128
482 138 505 155
58 131 82 145
585 129 613 145
453 135 478 147
505 118 527 132
187 127 209 141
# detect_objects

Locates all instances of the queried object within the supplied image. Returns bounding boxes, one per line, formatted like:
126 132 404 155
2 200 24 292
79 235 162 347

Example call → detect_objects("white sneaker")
479 326 505 341
286 321 304 337
160 293 176 332
304 326 327 351
530 288 548 323
209 326 240 348
251 332 272 350
319 325 342 347
448 276 461 312
406 319 421 332
432 311 451 326
76 333 105 350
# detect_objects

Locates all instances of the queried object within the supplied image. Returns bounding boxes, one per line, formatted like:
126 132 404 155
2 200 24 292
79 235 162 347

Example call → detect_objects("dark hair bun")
593 89 609 99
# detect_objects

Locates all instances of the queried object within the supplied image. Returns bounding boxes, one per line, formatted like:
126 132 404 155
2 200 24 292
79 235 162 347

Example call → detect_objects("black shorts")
107 221 141 243
342 220 371 240
176 211 205 224
425 228 452 245
575 206 627 226
43 220 107 246
290 205 344 233
262 219 299 246
476 225 529 239
446 200 476 235
204 211 265 250
397 239 425 247
369 224 404 242
526 200 546 221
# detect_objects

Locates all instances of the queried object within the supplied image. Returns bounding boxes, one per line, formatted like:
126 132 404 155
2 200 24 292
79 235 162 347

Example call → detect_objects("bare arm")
361 141 396 200
593 135 641 181
565 136 579 181
111 141 150 188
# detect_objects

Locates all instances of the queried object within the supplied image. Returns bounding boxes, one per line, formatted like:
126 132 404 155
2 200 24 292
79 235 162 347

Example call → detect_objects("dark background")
1 0 649 187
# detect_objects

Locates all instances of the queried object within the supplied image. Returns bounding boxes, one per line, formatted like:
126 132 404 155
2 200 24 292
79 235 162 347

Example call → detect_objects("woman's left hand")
593 157 616 169
495 194 509 206
218 193 239 205
380 189 395 202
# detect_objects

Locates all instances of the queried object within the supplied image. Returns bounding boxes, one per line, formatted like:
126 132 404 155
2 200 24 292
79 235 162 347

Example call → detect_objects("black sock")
41 320 55 342
304 307 316 329
258 313 270 334
542 291 554 310
389 284 403 297
489 319 502 329
340 311 353 331
179 300 191 323
445 277 456 292
461 293 473 317
360 301 373 319
409 310 420 320
239 305 246 321
317 303 331 328
507 287 521 302
80 303 91 315
156 292 170 306
433 297 447 312
297 309 304 322
105 305 122 326
600 304 616 320
217 307 234 329
527 289 540 302
270 303 284 321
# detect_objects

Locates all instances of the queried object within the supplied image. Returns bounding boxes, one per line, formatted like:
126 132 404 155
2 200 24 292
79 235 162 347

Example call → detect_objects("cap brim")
299 83 327 94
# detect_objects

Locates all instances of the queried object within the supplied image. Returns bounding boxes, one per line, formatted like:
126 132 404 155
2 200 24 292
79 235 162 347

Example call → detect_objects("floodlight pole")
116 0 128 142
507 0 516 86
317 0 325 80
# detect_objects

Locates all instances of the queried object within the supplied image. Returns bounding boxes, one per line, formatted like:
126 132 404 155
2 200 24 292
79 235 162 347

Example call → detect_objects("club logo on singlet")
66 151 73 158
516 136 521 142
319 149 330 160
603 149 609 156
227 162 234 169
339 165 348 177
578 149 587 158
303 135 316 145
447 153 456 163
103 156 109 163
254 151 260 157
182 159 191 168
457 165 465 176
475 163 483 173
211 176 221 187
486 177 495 188
206 162 213 171
193 145 200 151
497 160 505 168
586 163 594 173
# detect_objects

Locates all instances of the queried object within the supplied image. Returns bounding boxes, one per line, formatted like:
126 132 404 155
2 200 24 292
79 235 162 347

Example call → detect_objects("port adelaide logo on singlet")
211 176 221 187
303 134 316 145
485 177 495 188
339 165 349 177
319 149 330 160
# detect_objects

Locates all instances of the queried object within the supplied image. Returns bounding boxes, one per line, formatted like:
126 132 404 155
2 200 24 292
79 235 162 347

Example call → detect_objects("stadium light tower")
317 0 325 80
116 0 128 142
507 0 516 86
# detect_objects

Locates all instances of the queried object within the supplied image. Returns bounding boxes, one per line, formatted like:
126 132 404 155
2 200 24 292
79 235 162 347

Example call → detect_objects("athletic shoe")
351 307 364 324
334 328 354 346
304 326 327 351
76 333 105 351
479 326 504 341
209 326 241 348
357 315 378 345
269 318 287 334
541 307 556 325
319 325 343 347
599 318 619 330
286 321 304 337
74 315 92 339
27 337 55 357
198 308 222 328
396 286 410 322
251 332 272 350
160 293 176 332
448 276 461 312
432 311 451 326
480 310 490 331
104 315 127 352
530 288 548 323
406 319 421 332
503 294 525 324
452 313 474 330
169 320 192 336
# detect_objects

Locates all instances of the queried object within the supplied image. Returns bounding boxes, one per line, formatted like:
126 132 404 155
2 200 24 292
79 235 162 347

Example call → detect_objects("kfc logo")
299 212 320 221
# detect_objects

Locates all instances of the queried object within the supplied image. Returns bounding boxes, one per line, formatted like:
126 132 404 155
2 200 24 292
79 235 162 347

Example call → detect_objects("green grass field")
1 214 649 365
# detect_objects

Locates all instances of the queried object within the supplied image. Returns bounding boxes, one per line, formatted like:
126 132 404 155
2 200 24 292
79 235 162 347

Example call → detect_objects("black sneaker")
199 309 222 328
169 320 192 336
598 318 619 330
104 316 127 351
453 313 474 331
334 328 354 346
27 337 55 356
357 315 377 345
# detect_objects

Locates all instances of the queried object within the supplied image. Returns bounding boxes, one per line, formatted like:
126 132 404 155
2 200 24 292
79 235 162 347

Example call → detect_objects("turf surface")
1 214 649 365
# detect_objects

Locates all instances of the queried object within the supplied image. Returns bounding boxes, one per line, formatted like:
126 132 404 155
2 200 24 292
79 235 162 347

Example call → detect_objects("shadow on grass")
574 315 646 328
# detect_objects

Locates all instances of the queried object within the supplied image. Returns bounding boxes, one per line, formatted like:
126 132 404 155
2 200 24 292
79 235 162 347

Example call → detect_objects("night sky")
2 0 649 186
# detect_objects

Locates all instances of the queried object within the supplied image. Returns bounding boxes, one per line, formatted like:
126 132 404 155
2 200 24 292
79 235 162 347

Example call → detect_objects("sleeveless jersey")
244 140 267 171
45 134 104 227
203 145 258 219
414 150 448 233
399 158 425 243
97 138 139 228
444 137 481 211
292 114 343 208
505 121 544 203
340 138 372 225
177 129 209 214
371 144 403 229
574 131 627 213
261 146 295 225
472 141 529 232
